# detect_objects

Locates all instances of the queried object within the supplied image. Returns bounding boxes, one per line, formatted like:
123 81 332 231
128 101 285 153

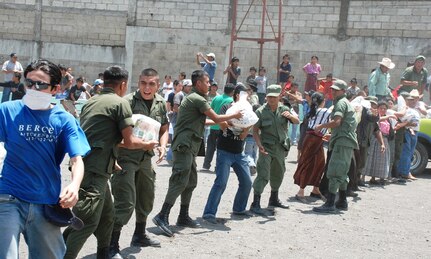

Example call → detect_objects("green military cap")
266 84 282 97
365 96 378 105
330 79 348 91
415 55 426 61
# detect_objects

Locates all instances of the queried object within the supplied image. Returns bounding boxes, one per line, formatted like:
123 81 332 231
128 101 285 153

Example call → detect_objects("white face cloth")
22 89 52 110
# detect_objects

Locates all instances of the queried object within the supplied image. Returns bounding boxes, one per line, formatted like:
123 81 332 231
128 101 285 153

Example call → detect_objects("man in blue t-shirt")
0 59 91 258
196 52 217 83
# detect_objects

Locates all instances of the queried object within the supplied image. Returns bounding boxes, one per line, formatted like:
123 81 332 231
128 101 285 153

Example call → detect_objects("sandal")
295 195 308 203
369 179 381 185
309 192 322 199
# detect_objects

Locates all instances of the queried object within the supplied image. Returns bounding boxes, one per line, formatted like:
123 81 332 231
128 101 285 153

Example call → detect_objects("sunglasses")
24 78 52 90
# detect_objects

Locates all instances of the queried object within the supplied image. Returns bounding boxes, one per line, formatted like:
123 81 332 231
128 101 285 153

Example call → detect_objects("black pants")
203 129 219 169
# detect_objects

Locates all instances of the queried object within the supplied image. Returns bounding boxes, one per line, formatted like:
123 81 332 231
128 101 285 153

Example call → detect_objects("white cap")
206 53 216 59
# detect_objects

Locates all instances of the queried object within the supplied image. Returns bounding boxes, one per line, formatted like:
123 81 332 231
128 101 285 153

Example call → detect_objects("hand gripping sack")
226 92 259 128
131 114 161 141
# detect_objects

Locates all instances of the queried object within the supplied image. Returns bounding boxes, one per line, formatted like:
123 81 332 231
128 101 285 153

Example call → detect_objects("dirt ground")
20 148 431 258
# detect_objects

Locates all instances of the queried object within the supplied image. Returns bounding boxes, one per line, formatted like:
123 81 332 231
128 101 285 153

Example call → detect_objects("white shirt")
2 60 23 82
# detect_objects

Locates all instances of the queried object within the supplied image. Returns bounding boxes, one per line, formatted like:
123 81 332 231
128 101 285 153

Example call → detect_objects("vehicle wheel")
411 142 428 175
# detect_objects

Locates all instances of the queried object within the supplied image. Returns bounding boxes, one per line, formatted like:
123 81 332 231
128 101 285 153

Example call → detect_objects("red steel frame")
229 0 283 79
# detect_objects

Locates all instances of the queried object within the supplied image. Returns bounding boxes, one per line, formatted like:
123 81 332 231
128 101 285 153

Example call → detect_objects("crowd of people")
0 51 429 259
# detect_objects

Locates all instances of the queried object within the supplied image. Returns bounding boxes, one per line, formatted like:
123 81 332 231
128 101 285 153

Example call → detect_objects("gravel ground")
20 148 431 258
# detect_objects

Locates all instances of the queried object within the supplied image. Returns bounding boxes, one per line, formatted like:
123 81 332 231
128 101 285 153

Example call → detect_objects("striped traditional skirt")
293 131 325 188
363 135 390 179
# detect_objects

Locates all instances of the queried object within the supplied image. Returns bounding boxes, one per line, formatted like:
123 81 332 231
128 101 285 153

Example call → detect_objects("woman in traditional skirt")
302 56 322 92
293 92 331 202
363 101 395 184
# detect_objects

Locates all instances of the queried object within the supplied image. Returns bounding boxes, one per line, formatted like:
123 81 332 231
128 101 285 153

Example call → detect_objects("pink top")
303 63 322 75
379 120 390 136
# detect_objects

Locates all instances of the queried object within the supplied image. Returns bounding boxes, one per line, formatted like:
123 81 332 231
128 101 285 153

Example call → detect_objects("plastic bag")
226 92 259 129
350 96 370 124
131 114 161 141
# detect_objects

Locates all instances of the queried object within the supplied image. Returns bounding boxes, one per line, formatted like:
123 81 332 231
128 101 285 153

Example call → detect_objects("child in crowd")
255 66 267 105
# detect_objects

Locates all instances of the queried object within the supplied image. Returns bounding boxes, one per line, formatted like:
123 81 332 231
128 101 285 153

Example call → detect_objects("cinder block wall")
1 0 430 95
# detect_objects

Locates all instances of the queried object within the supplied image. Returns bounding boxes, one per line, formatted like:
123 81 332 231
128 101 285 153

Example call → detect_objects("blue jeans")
166 122 176 162
0 194 66 258
397 130 418 176
1 86 11 103
244 135 258 167
203 149 252 218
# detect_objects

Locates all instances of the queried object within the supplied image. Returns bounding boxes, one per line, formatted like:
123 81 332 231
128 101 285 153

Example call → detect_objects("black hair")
173 80 180 86
231 56 239 63
223 83 235 95
377 101 388 108
10 53 17 58
24 59 62 89
13 72 21 80
311 55 319 61
233 83 247 101
191 70 208 86
258 66 266 73
307 92 324 119
282 54 289 59
179 72 186 79
141 68 159 78
76 77 84 83
345 91 354 101
326 73 333 78
291 82 299 88
164 75 171 79
103 65 128 88
249 66 257 72
58 64 67 71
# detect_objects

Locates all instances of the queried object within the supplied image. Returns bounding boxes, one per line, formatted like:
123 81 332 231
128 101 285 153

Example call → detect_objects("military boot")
335 190 348 211
131 222 161 247
313 192 336 213
176 204 199 228
268 191 289 209
152 203 174 237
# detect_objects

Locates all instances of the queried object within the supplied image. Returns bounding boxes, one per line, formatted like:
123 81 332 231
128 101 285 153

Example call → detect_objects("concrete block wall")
348 1 431 39
1 0 431 96
0 8 35 41
41 13 127 46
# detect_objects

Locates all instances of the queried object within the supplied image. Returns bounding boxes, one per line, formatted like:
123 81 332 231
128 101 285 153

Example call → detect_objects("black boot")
176 204 199 228
268 191 289 209
250 194 272 216
313 192 336 213
152 203 174 237
109 230 123 259
131 222 161 247
335 190 348 210
96 247 110 259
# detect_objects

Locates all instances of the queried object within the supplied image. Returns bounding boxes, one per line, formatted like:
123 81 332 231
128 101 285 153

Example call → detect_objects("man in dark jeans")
202 83 235 170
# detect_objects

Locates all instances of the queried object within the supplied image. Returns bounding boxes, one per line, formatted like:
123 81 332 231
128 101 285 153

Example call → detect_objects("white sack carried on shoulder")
132 114 161 141
226 92 259 128
397 95 406 112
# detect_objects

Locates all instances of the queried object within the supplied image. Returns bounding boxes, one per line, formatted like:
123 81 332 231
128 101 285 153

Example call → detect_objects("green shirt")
172 89 211 155
80 87 134 175
329 94 359 151
254 102 291 150
400 66 428 93
119 91 168 158
209 94 233 130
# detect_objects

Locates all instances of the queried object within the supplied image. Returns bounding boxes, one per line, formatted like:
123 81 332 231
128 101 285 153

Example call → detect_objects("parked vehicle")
411 118 431 174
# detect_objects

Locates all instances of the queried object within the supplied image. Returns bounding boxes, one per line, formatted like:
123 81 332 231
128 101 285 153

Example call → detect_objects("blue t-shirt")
0 101 90 204
201 61 217 82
